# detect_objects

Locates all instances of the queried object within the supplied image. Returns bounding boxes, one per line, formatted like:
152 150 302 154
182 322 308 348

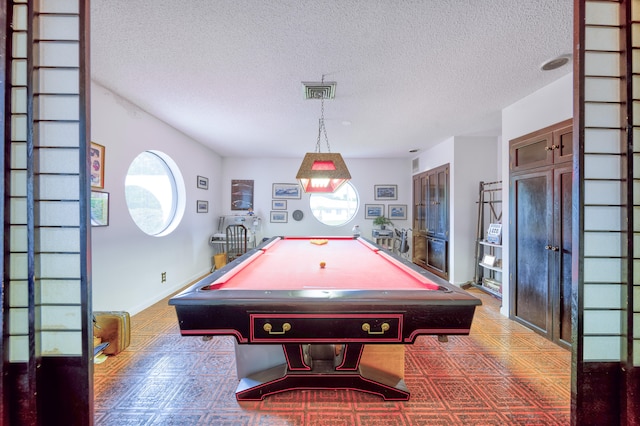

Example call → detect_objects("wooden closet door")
511 169 554 336
553 166 573 349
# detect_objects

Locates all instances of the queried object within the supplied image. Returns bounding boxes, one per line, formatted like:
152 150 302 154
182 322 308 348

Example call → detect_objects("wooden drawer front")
250 313 403 343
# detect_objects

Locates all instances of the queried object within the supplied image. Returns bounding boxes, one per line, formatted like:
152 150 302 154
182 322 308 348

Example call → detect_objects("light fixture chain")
322 95 331 153
314 75 331 153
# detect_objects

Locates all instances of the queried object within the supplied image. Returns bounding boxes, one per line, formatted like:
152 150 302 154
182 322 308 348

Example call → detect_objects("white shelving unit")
471 181 502 298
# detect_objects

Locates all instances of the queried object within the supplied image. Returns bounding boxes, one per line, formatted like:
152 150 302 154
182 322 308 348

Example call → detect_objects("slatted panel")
581 0 626 362
631 0 640 367
4 0 89 422
7 0 31 364
34 0 83 356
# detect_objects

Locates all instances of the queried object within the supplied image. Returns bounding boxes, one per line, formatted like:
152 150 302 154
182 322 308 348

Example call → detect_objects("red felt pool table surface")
209 236 440 291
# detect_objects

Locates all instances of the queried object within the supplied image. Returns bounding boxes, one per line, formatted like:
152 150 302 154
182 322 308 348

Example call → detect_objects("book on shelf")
482 277 502 293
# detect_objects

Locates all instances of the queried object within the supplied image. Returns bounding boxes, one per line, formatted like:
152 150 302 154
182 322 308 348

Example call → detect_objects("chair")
226 224 248 263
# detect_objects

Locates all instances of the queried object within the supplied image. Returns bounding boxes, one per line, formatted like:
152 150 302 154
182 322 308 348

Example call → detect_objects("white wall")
414 137 454 172
221 157 412 241
91 81 223 315
500 72 574 316
413 135 500 286
451 136 499 285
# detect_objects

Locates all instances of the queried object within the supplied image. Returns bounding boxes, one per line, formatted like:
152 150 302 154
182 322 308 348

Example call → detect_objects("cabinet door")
553 122 573 164
425 236 448 279
510 169 554 336
425 165 449 238
412 174 426 233
510 131 553 172
425 173 437 235
434 166 449 239
412 235 427 268
552 165 573 349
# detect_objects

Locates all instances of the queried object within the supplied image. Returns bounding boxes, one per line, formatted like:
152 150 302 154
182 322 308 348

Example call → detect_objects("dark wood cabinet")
425 165 449 239
413 164 449 279
509 120 572 349
412 172 427 233
509 118 572 172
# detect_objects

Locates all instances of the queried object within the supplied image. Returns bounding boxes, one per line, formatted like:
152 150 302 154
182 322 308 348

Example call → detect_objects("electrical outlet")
161 272 166 283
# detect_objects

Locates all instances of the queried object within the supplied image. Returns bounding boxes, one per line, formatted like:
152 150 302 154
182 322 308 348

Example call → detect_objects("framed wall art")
272 183 301 199
196 200 208 213
270 211 288 223
90 191 109 226
388 204 407 220
272 200 287 210
90 142 105 189
231 179 254 210
365 204 384 219
197 175 209 190
374 184 397 200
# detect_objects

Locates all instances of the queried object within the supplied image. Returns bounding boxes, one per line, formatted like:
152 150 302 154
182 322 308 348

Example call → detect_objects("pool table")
169 236 481 400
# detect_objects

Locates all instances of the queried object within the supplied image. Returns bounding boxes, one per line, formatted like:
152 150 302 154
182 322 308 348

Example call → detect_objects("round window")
124 151 185 236
309 182 359 226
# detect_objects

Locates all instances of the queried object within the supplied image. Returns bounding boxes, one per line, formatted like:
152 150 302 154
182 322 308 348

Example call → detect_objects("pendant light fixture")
296 77 351 193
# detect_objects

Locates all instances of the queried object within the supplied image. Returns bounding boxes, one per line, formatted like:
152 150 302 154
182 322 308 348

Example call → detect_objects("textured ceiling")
90 1 573 159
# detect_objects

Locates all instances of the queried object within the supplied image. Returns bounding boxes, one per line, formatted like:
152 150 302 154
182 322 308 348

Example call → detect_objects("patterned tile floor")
94 289 571 425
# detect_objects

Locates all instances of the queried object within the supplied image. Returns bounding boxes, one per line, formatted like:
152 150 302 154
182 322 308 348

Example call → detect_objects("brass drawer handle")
362 322 390 335
263 322 291 335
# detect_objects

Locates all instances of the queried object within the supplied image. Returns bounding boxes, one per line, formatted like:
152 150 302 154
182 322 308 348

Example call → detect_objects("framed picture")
197 175 209 190
374 184 397 200
90 142 105 189
231 179 254 210
90 191 109 226
365 204 384 219
270 211 288 223
388 204 407 220
196 200 208 213
272 183 301 199
272 199 287 210
486 223 502 244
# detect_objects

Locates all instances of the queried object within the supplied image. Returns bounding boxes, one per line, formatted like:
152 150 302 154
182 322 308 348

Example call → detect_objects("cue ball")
320 261 326 268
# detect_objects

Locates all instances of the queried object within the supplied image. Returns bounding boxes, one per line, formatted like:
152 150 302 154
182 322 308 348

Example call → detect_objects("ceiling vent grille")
302 81 336 100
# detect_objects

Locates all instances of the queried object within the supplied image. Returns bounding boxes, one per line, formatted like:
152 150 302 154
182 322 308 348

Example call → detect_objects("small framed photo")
196 200 208 213
365 204 384 219
272 199 287 210
90 142 105 189
388 204 407 220
90 191 109 226
374 184 397 200
272 183 301 199
270 211 288 223
197 175 209 190
482 254 496 267
486 223 502 244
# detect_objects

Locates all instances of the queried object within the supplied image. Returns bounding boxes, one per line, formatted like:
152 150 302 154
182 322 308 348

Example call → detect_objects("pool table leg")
335 343 363 370
235 343 409 401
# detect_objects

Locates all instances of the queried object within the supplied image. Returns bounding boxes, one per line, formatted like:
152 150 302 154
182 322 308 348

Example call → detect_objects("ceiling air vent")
302 81 336 100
